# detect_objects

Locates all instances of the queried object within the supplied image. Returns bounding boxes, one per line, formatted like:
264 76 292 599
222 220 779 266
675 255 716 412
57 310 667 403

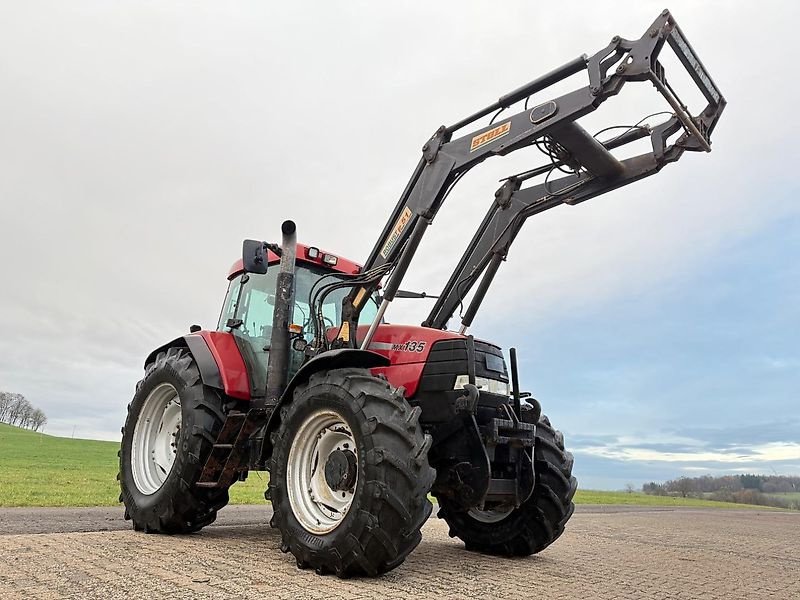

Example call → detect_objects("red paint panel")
364 324 464 397
357 324 462 365
228 243 362 279
197 331 251 400
370 362 426 398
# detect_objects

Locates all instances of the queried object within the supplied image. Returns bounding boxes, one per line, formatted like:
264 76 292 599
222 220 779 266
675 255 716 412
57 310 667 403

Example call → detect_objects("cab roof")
228 242 362 280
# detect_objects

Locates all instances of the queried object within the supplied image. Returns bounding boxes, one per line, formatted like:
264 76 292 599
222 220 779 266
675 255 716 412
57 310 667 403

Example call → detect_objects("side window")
358 295 380 327
240 288 274 340
322 301 339 328
217 278 241 331
217 272 278 344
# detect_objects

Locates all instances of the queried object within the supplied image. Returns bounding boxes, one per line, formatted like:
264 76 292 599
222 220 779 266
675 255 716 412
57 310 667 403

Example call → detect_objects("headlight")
454 375 510 396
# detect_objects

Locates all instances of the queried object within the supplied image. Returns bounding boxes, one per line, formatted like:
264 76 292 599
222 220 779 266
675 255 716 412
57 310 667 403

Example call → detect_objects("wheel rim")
468 504 514 523
286 409 358 534
131 382 182 495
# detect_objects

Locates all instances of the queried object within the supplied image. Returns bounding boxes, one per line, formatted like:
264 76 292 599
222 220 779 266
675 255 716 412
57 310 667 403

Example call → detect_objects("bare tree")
18 399 34 429
7 394 28 426
625 483 635 494
674 477 695 498
0 392 47 431
0 391 12 423
30 408 47 432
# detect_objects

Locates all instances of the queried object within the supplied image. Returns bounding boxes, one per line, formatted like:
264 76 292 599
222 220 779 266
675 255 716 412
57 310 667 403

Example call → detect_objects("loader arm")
423 118 686 331
334 9 725 347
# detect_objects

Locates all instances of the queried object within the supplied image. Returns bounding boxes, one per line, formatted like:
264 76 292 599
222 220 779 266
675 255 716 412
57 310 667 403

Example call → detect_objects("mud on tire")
437 412 577 555
119 347 230 533
268 368 436 577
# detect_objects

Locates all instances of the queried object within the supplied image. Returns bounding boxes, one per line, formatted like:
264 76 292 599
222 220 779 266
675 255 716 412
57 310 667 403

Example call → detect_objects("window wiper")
395 290 439 299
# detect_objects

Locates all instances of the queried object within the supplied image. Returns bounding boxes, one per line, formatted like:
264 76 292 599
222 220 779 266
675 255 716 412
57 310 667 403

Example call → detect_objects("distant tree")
30 408 47 432
18 400 34 429
0 392 46 431
740 474 763 491
695 475 717 494
710 488 735 503
674 477 695 498
7 395 30 426
625 483 635 494
733 489 773 507
762 482 779 494
716 475 743 492
642 482 666 496
0 391 12 422
647 474 799 509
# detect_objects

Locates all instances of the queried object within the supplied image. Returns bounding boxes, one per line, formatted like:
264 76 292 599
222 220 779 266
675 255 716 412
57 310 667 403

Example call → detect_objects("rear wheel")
437 412 576 555
269 368 435 577
119 347 230 533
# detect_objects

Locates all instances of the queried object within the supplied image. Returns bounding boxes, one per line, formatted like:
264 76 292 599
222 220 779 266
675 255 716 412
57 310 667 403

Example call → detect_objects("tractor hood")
356 324 496 365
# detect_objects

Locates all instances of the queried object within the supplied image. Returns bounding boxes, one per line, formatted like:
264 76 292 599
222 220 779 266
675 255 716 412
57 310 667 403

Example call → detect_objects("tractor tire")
268 368 435 577
436 412 577 556
118 347 230 533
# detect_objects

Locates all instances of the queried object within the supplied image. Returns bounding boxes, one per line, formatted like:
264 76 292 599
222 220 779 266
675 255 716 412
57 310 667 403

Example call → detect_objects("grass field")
765 492 800 509
0 423 265 507
572 489 778 509
0 423 786 509
768 492 800 500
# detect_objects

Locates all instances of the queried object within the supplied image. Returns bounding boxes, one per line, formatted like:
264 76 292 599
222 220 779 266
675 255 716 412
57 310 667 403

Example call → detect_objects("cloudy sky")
1 1 797 490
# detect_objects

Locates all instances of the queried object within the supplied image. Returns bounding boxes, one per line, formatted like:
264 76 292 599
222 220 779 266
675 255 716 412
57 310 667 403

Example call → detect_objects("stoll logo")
470 121 511 152
379 206 413 259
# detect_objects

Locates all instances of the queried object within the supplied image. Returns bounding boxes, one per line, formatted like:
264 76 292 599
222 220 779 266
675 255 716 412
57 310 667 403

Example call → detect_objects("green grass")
574 489 779 510
0 423 788 509
0 423 121 507
0 423 266 507
764 492 800 509
767 492 800 500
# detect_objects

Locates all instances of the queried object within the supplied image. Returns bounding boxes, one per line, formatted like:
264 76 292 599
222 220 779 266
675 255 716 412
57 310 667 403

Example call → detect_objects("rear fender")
261 349 390 460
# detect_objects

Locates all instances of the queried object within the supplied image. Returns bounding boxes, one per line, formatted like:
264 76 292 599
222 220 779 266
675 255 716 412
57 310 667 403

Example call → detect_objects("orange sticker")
380 206 413 259
470 121 511 152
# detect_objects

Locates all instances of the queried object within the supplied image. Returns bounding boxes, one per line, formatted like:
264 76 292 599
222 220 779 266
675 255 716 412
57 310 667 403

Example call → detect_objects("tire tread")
437 411 576 556
118 348 231 534
269 367 434 577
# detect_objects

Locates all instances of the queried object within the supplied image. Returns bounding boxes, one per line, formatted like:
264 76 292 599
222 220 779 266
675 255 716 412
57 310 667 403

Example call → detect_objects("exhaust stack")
265 220 297 403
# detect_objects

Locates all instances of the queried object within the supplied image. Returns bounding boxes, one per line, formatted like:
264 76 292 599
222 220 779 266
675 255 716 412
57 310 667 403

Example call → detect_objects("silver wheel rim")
286 409 358 534
131 382 182 495
468 504 514 523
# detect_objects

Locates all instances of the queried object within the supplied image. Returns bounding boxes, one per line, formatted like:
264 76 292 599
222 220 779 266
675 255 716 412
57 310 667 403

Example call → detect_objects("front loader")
118 10 725 577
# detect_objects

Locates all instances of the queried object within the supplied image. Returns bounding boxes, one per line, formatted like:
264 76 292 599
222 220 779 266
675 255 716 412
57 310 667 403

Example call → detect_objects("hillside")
0 423 266 506
0 423 786 509
0 422 121 506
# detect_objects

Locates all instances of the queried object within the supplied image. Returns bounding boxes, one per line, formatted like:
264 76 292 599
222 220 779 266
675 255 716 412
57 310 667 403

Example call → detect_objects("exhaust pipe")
265 220 297 403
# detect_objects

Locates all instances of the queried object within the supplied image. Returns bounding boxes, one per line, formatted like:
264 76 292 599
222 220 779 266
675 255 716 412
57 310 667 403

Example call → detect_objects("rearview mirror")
242 239 268 274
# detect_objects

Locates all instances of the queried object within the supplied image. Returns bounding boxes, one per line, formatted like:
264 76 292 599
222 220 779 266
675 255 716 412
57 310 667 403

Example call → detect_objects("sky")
0 1 797 490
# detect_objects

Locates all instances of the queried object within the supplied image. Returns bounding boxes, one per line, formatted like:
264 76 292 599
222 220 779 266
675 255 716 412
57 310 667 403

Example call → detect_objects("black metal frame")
335 9 724 344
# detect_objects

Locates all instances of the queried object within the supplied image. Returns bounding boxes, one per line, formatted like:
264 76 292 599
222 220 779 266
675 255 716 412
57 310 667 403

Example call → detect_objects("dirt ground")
0 505 797 599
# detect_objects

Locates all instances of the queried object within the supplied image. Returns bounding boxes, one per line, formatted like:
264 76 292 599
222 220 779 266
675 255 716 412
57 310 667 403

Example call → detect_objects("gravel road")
0 505 797 599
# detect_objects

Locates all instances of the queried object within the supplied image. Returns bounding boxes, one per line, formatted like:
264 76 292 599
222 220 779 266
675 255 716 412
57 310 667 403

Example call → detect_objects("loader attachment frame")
326 9 725 346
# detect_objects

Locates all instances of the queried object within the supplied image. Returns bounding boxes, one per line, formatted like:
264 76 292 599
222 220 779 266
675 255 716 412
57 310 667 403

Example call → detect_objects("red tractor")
119 11 724 577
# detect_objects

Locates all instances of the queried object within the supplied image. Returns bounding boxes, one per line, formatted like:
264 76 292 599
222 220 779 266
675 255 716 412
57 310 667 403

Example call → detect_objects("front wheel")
119 347 230 533
437 412 577 555
268 368 435 577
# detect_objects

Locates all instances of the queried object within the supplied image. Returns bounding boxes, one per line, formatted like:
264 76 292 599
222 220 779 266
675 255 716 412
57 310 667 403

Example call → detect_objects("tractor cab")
218 244 380 393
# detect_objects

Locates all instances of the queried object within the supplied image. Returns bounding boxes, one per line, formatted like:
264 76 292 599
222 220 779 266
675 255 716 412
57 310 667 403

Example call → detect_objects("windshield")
217 264 380 385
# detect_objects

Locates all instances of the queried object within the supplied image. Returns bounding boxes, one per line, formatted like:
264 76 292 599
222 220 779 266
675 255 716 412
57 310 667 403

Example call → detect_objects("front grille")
417 338 508 394
412 338 509 424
